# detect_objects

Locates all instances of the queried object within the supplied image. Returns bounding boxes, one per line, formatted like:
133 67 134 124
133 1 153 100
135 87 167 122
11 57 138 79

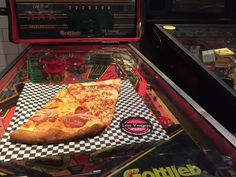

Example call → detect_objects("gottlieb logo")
59 30 81 37
123 164 202 177
120 117 152 136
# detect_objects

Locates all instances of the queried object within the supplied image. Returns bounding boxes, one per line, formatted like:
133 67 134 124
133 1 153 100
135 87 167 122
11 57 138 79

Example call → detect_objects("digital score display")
14 0 137 39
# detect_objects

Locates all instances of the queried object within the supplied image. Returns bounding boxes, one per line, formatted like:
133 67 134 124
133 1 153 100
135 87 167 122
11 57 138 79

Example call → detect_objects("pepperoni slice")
75 106 90 114
30 115 47 122
101 99 114 106
48 116 57 122
79 95 96 104
68 85 84 95
30 109 56 123
63 115 87 128
51 98 63 102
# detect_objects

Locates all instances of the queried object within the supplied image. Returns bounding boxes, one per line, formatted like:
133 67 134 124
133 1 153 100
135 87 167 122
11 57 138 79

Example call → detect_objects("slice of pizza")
10 79 121 144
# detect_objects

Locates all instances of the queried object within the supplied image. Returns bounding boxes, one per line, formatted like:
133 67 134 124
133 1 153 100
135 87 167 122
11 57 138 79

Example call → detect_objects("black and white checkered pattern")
0 80 169 161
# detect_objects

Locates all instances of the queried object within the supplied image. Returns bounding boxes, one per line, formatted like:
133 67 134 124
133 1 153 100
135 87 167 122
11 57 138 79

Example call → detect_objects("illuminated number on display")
67 4 111 11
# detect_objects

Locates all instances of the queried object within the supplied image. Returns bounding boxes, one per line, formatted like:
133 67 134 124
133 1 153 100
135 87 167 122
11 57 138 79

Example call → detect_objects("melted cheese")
23 81 119 131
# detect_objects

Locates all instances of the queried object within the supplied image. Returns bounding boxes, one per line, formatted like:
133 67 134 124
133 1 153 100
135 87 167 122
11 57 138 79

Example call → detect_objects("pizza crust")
10 121 106 144
80 79 120 87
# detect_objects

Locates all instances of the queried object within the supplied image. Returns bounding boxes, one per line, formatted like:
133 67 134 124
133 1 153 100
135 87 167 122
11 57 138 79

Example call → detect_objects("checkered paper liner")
0 80 169 161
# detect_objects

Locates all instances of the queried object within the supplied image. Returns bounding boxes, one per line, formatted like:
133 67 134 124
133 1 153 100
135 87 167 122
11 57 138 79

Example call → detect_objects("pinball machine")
0 0 236 176
140 0 236 137
152 24 236 137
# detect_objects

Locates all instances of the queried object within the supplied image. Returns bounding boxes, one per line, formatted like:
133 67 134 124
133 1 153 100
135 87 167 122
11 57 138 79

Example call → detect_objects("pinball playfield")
0 44 182 176
0 44 180 139
1 44 235 177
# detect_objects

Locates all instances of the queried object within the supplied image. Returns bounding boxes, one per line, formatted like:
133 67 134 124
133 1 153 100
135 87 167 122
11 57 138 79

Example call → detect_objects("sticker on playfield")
120 117 153 136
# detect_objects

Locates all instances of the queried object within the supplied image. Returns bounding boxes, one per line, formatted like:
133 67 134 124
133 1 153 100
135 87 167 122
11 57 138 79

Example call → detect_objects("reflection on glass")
172 0 225 13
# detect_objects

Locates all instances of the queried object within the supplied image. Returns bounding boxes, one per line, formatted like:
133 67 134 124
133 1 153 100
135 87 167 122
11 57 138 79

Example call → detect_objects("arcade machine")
140 0 236 146
0 0 236 176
